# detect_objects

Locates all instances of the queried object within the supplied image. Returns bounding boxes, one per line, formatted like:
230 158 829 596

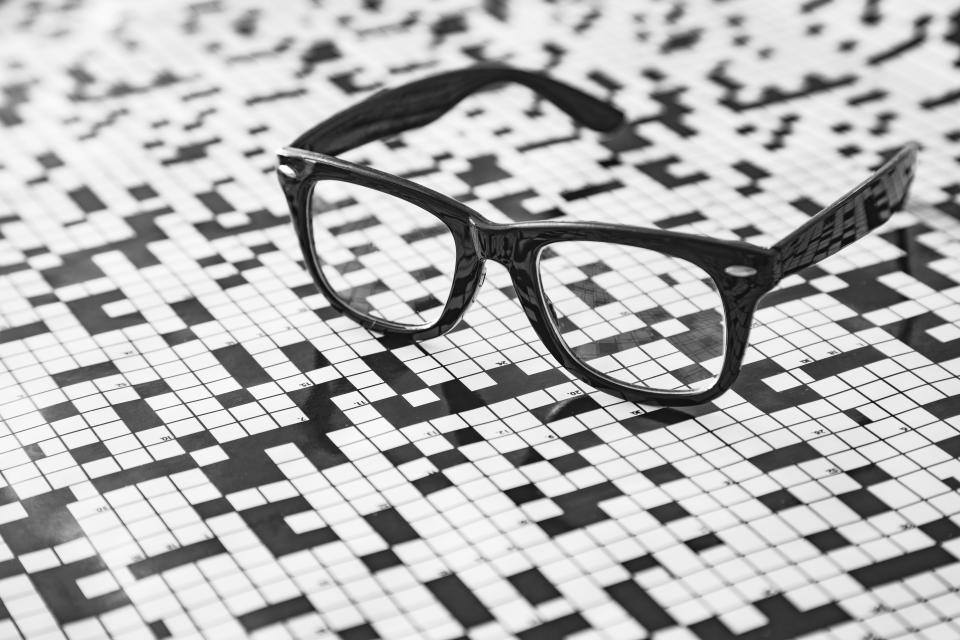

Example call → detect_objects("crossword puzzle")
1 0 960 638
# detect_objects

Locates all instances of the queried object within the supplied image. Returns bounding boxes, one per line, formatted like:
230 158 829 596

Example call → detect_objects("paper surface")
1 1 959 638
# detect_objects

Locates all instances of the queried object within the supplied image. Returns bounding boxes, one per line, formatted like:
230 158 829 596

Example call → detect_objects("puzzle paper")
1 1 960 638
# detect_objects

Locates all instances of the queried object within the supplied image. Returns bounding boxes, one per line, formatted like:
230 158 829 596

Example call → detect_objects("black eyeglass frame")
277 64 918 406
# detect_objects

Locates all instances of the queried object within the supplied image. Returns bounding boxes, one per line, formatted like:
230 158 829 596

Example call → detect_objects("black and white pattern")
0 1 959 639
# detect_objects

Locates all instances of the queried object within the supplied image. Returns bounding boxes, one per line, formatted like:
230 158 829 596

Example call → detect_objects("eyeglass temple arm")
290 64 625 156
771 142 919 280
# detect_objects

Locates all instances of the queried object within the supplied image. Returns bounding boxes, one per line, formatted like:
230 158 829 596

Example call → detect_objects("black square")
412 472 452 495
563 430 602 451
170 299 214 326
580 261 612 277
113 399 163 432
383 443 424 466
622 554 658 574
410 266 442 282
839 144 862 157
217 389 256 408
365 508 418 545
848 464 891 487
503 448 545 467
0 486 18 505
23 444 45 461
71 442 111 464
508 568 561 605
250 242 278 255
685 533 723 553
129 184 158 200
843 408 872 425
647 501 689 524
428 449 467 469
757 489 801 512
642 463 684 485
349 243 377 257
360 549 402 572
68 186 105 213
194 498 233 520
443 427 483 446
134 379 172 398
162 329 198 346
281 341 330 373
234 258 262 271
806 529 850 553
550 452 590 473
339 623 378 640
622 408 690 435
637 307 672 325
538 517 573 536
216 274 247 289
505 484 546 505
197 255 226 267
27 293 58 307
659 272 679 286
178 431 217 451
37 152 63 169
148 619 171 639
39 401 78 423
920 517 960 543
732 224 762 239
292 283 317 299
838 488 889 518
0 559 23 580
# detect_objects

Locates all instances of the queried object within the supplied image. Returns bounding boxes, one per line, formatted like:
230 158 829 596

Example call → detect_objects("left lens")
309 179 458 329
538 241 725 393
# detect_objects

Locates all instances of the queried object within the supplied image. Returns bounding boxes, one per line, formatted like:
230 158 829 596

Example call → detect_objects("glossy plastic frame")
277 64 918 405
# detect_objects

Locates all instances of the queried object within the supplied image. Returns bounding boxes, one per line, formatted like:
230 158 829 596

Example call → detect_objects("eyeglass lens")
538 241 726 393
309 180 458 329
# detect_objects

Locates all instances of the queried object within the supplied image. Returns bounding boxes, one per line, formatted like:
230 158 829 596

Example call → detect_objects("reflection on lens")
310 180 457 328
539 241 725 393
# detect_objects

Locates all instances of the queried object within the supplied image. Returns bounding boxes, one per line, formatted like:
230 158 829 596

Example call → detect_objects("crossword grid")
0 0 959 639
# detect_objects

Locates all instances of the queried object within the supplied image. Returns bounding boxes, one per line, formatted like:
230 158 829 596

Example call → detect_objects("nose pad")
450 265 487 332
469 265 486 307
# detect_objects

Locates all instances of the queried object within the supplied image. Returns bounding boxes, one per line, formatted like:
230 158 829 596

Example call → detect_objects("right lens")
309 180 458 329
538 241 726 393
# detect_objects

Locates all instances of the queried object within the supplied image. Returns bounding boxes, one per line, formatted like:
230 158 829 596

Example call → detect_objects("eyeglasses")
276 64 918 406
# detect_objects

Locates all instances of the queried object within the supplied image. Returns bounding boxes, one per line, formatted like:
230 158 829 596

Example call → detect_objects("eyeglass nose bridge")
471 222 518 266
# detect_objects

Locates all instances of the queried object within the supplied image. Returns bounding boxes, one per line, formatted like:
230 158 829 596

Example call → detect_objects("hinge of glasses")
724 265 757 277
277 163 299 179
